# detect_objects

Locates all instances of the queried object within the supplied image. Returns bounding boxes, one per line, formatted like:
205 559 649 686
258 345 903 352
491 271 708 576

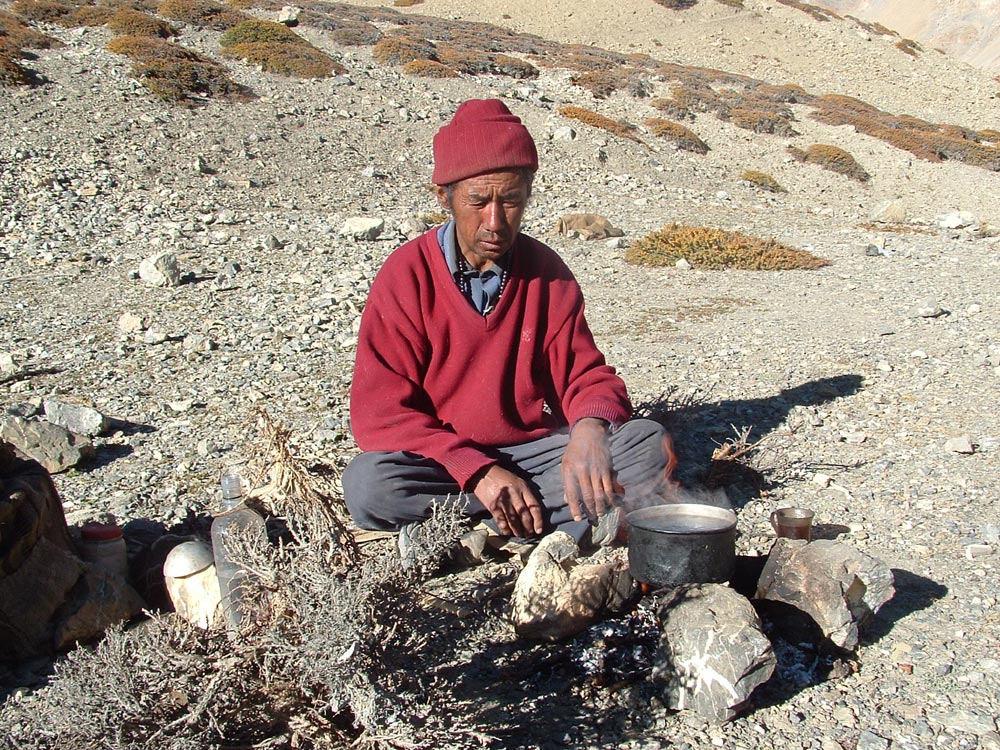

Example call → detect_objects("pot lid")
627 503 736 534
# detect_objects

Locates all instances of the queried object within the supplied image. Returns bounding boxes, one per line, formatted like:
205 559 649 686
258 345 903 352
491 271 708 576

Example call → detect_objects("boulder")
339 217 384 241
0 443 142 658
138 251 181 287
510 532 636 641
755 539 894 650
0 416 94 473
43 398 108 437
652 583 776 723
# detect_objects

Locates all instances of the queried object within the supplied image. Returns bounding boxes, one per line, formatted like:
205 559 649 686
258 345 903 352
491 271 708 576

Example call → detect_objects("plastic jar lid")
81 522 123 541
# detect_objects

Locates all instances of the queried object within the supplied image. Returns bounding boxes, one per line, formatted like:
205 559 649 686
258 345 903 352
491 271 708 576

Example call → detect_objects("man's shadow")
636 374 865 508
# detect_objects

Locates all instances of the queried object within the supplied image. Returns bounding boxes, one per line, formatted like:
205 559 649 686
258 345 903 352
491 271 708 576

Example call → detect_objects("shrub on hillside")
11 0 74 23
223 41 344 77
107 8 178 37
788 144 870 182
650 96 693 121
157 0 247 30
435 47 536 79
643 117 709 153
559 105 643 144
106 34 249 102
724 106 798 136
652 0 698 8
402 58 457 77
572 68 650 98
0 8 58 85
220 18 302 46
626 224 829 270
775 0 839 21
740 169 786 192
371 34 435 65
66 5 115 25
0 48 33 85
895 38 921 58
393 0 424 5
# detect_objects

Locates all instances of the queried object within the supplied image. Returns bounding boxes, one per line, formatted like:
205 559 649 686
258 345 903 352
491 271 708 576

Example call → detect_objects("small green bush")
740 169 786 192
643 117 708 153
107 8 178 38
559 105 643 144
626 224 829 270
789 143 870 182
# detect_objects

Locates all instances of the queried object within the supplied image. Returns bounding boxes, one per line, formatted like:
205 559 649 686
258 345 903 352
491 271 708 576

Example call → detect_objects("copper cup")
770 507 815 541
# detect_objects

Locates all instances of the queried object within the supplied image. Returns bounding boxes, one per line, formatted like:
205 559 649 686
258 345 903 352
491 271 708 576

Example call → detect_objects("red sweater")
350 228 632 488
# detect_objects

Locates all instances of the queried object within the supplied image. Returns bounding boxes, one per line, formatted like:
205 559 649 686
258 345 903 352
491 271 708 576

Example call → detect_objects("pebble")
944 435 975 454
855 730 889 750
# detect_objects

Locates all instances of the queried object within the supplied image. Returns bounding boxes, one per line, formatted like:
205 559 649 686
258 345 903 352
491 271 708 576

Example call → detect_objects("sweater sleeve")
349 249 495 488
546 283 633 428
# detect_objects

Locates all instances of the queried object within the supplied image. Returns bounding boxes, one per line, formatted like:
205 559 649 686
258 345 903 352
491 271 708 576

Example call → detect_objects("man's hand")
470 464 545 538
562 417 619 522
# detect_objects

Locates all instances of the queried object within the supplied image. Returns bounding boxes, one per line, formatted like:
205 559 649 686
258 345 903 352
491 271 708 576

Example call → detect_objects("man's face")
436 169 531 271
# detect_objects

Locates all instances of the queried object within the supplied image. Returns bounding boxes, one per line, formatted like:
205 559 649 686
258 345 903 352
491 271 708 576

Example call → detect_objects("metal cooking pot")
626 503 737 587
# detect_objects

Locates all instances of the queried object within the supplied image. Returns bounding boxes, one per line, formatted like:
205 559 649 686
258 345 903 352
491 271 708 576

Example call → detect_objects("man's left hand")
561 418 620 522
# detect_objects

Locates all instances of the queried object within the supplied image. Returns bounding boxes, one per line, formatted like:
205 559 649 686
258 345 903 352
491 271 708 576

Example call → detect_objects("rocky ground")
2 0 1000 747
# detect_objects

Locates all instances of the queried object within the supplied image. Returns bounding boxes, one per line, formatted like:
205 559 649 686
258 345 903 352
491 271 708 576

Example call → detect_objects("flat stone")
910 298 947 318
856 730 889 750
653 583 776 723
927 709 997 735
117 311 145 333
554 214 624 240
755 539 895 650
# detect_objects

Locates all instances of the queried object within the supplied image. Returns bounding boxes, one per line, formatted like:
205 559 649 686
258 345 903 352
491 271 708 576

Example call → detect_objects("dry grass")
435 46 537 79
106 34 249 103
157 0 247 30
788 143 871 182
724 106 797 136
650 96 693 121
571 68 651 98
643 117 709 153
626 224 829 270
559 105 643 144
1 7 59 85
740 169 786 193
107 8 178 37
393 0 424 5
65 4 115 25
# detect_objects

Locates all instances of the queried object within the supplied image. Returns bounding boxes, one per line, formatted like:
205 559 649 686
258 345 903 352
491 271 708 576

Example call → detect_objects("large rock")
0 443 143 658
138 251 182 287
339 217 384 240
510 532 636 641
0 416 94 473
652 584 776 723
43 397 108 436
755 539 894 650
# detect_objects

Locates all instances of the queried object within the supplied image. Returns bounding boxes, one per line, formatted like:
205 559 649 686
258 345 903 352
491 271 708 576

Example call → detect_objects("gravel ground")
2 0 999 747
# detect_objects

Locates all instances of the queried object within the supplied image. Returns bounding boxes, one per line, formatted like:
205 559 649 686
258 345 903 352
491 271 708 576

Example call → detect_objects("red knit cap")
432 99 539 185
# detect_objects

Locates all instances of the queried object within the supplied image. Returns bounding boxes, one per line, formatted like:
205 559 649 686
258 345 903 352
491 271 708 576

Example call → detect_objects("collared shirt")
438 221 510 315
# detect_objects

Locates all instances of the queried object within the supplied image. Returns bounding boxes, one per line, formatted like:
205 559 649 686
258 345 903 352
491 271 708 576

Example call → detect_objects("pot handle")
769 510 779 534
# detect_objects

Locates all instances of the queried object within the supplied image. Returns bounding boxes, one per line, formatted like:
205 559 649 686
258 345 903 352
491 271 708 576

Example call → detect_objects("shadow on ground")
637 374 865 508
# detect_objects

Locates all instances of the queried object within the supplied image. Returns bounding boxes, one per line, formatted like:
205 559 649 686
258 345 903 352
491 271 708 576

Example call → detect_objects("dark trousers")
342 418 672 538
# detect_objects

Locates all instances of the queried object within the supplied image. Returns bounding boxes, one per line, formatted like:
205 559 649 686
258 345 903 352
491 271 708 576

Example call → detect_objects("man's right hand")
470 464 545 538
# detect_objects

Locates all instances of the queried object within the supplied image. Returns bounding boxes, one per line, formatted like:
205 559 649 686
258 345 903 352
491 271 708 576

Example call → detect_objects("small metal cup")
770 507 815 541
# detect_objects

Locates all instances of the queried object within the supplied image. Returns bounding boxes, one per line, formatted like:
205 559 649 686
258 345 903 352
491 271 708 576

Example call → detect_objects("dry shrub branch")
1 413 476 749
